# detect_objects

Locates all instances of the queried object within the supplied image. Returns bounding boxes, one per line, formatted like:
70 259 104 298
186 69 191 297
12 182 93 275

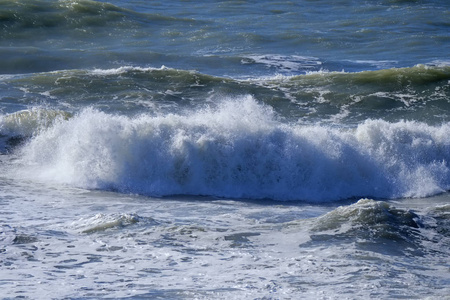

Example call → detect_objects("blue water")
0 0 449 299
1 0 449 75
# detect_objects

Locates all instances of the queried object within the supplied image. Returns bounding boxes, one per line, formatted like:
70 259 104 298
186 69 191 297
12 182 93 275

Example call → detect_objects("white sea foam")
89 65 170 76
427 60 450 67
11 96 450 201
242 55 322 73
345 59 398 69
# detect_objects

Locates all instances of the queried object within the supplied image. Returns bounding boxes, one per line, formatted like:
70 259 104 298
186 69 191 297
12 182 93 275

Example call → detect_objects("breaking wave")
7 96 450 202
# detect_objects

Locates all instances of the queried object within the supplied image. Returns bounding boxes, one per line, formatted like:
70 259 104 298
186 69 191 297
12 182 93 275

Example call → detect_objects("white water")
4 96 450 202
1 171 449 299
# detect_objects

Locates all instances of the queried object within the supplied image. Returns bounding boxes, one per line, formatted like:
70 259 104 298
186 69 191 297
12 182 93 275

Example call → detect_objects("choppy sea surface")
1 0 450 299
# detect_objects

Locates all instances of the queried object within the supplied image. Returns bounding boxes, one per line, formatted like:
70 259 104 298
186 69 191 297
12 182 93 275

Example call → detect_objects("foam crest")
13 97 450 201
90 66 169 76
0 109 72 137
71 213 143 234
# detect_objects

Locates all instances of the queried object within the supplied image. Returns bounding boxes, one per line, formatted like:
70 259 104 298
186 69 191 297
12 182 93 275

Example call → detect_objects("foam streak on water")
1 177 449 299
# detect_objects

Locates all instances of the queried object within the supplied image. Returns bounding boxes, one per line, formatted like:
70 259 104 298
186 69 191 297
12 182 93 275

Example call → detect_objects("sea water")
0 0 450 299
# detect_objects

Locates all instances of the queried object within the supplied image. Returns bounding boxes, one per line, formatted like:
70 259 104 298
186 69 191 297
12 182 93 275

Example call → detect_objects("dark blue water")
1 0 449 75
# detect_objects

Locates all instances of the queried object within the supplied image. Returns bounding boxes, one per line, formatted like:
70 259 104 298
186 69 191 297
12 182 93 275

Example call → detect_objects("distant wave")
247 64 450 123
2 64 447 119
0 0 199 33
7 96 450 202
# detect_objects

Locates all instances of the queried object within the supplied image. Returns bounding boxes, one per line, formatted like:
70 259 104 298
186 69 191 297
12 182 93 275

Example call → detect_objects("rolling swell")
0 0 205 73
309 199 424 255
2 65 449 122
0 67 251 114
252 64 450 123
10 97 450 202
0 0 194 34
305 198 450 258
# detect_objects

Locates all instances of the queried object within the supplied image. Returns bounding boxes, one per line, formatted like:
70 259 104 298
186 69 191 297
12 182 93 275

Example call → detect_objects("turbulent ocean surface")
1 0 450 299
